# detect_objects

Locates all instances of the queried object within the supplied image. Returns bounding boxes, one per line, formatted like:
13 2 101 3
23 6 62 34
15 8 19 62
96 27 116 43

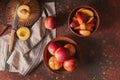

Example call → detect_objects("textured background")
0 0 120 80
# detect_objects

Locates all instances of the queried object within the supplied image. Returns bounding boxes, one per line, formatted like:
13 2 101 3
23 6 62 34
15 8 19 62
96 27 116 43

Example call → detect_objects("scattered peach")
44 16 57 30
48 42 61 55
63 58 76 72
64 43 76 56
49 56 62 70
55 47 70 62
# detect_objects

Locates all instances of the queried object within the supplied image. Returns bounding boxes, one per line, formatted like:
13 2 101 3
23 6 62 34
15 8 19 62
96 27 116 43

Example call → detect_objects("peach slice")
70 20 80 28
48 42 61 55
78 8 94 17
17 5 30 19
79 23 86 30
79 30 91 36
49 56 62 70
76 12 84 24
86 23 95 31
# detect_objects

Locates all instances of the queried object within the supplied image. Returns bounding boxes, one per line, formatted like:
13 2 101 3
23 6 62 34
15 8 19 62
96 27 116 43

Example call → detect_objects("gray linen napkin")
0 2 56 76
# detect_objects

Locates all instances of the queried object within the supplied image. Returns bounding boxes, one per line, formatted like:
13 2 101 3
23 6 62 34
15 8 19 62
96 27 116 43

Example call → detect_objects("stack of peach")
47 41 77 72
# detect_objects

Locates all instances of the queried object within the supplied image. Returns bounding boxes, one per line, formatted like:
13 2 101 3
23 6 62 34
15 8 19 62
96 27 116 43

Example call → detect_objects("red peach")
44 16 57 30
86 23 95 31
63 58 76 72
48 42 61 55
64 43 76 56
55 47 70 62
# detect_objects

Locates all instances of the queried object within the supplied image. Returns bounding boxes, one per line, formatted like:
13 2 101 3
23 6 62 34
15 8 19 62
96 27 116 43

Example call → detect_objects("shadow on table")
68 35 106 79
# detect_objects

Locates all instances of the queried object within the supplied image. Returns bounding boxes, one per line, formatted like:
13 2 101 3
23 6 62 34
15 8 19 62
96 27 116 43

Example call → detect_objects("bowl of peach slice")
68 5 100 37
43 36 78 74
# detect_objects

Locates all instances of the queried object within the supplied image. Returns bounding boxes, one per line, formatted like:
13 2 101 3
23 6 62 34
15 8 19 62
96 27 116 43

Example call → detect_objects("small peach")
76 12 84 24
55 47 70 62
64 43 76 56
44 16 57 30
48 42 61 55
63 58 76 72
49 56 62 70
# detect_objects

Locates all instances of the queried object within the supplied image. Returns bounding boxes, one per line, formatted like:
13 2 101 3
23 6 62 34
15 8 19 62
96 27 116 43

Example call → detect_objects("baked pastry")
17 5 31 19
16 27 30 41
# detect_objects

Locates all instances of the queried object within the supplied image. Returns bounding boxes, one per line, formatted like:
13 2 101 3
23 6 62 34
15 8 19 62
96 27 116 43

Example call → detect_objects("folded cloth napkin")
0 2 56 76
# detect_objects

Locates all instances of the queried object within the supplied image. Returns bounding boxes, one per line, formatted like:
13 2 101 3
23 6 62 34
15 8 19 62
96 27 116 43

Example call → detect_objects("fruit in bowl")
64 43 76 56
55 47 70 62
63 58 76 72
43 37 78 74
49 56 62 70
68 6 100 37
48 42 62 55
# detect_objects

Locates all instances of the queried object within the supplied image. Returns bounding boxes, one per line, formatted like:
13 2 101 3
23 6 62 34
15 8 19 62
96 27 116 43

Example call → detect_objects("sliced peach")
74 26 80 30
77 8 85 12
79 30 91 36
86 23 95 31
70 20 80 28
87 16 94 23
72 16 77 21
79 23 86 30
79 8 94 17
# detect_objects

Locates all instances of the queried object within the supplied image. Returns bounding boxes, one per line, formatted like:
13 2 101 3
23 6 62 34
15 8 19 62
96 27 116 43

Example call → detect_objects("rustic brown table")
0 0 120 80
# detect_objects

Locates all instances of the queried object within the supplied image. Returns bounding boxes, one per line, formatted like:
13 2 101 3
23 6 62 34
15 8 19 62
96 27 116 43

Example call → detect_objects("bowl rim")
68 5 100 37
43 36 78 74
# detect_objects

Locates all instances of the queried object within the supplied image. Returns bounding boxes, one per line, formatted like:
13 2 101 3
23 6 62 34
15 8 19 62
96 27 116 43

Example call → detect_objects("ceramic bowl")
43 36 78 74
68 5 100 37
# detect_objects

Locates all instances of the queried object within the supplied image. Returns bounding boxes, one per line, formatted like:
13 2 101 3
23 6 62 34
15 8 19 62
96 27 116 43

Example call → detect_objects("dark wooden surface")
0 0 120 80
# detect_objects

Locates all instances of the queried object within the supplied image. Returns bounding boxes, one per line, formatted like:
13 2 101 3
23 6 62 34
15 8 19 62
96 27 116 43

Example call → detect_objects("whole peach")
63 58 76 72
44 16 57 30
64 43 76 56
48 42 61 55
55 47 70 62
48 56 62 70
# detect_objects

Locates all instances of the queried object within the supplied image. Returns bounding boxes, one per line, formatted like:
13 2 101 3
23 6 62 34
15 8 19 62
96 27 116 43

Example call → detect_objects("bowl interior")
43 36 78 74
68 5 100 37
